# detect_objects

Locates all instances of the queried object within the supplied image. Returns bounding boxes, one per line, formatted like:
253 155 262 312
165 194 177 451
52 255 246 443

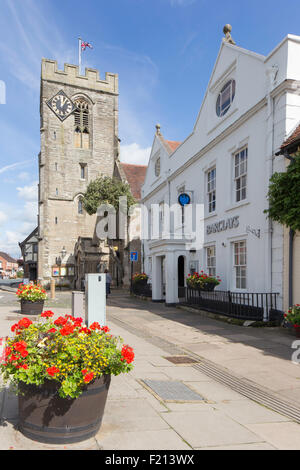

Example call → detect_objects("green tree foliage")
265 153 300 231
83 176 136 215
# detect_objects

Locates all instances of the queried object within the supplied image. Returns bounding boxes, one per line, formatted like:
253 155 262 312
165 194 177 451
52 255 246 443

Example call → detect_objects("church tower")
38 59 119 284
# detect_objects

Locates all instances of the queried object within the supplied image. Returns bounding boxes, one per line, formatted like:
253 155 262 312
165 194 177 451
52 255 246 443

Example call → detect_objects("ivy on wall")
265 153 300 232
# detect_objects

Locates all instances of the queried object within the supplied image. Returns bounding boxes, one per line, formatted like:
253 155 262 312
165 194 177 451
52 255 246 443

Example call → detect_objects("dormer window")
216 79 236 117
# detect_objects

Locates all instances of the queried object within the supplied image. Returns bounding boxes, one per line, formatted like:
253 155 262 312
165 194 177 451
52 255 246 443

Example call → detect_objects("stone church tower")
38 59 119 284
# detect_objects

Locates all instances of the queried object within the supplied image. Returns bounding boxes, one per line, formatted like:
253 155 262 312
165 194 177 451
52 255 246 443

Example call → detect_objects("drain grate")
164 356 199 365
141 379 204 402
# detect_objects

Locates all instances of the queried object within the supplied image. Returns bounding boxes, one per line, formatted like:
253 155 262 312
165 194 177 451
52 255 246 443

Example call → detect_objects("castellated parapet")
41 58 118 94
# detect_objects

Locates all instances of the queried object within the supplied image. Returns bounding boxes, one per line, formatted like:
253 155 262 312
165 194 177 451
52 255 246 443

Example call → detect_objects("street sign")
130 251 138 262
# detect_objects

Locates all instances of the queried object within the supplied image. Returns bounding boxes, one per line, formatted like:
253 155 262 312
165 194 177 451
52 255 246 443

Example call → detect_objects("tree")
265 153 300 232
83 176 136 215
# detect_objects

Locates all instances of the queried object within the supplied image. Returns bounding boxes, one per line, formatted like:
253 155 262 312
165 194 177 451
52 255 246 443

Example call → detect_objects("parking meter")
85 273 106 327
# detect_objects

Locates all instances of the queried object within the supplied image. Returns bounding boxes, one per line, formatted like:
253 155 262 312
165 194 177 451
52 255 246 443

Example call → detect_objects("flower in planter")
1 313 134 399
132 273 148 283
186 271 221 290
16 284 47 303
285 305 300 329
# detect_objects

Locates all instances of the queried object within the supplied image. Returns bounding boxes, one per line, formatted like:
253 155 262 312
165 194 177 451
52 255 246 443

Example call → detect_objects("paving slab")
214 399 290 424
162 409 262 448
96 429 191 450
246 422 300 450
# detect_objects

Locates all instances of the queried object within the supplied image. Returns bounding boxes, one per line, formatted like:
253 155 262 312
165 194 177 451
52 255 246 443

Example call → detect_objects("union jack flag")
81 41 93 51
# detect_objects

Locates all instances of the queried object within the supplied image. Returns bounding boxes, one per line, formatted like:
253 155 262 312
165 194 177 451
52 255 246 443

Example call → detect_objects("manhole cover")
141 380 204 402
164 356 199 365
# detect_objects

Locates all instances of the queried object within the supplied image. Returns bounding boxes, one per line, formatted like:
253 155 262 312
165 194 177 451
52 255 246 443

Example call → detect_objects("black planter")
202 283 217 292
20 300 44 316
18 375 111 444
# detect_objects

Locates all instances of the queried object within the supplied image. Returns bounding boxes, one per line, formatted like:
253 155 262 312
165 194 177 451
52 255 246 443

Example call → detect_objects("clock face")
46 90 76 121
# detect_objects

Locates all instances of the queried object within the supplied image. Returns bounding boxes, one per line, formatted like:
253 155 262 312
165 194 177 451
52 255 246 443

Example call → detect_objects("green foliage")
265 153 300 231
1 314 134 399
83 176 136 215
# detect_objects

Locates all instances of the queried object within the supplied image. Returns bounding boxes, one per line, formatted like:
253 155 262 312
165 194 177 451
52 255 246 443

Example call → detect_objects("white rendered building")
141 33 300 309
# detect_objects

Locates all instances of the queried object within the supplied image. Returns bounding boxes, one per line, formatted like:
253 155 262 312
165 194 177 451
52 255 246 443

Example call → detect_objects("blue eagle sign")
178 193 191 207
130 251 138 262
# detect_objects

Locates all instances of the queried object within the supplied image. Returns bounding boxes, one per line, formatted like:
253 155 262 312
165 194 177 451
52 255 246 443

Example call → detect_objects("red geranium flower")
83 372 94 383
47 366 60 377
41 310 54 318
47 328 57 334
81 369 88 375
90 322 101 330
121 344 135 364
18 318 33 329
101 326 110 333
54 317 68 327
60 324 75 336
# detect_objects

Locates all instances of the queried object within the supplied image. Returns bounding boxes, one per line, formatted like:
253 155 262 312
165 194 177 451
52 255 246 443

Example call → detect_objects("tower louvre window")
74 98 90 149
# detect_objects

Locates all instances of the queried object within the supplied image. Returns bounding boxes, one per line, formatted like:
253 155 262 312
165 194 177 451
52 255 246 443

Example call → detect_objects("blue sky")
0 0 300 257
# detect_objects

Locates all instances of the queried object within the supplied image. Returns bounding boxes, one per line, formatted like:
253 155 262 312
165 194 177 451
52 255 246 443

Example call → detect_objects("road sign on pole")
130 251 138 262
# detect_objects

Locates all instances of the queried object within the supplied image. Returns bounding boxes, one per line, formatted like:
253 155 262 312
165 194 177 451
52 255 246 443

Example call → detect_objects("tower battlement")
41 58 118 94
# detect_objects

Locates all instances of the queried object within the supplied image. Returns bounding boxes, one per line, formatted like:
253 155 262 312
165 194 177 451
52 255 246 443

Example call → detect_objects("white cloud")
0 160 32 176
16 181 38 202
120 143 151 165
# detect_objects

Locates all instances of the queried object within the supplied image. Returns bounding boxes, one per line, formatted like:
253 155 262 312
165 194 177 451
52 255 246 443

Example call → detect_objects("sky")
0 0 300 258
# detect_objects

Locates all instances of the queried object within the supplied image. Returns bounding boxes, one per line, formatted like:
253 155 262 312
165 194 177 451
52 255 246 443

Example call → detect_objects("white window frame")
216 79 236 117
206 245 216 277
207 167 216 214
233 240 247 289
234 147 248 203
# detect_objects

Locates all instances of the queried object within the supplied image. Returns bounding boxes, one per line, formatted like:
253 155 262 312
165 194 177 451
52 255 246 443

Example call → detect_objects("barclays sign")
207 216 239 235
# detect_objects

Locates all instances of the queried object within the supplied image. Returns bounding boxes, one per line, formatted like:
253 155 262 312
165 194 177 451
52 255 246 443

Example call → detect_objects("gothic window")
78 198 84 214
74 98 90 149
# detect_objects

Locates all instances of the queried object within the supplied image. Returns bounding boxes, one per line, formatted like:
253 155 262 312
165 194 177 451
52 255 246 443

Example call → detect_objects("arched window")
78 199 83 215
74 98 90 149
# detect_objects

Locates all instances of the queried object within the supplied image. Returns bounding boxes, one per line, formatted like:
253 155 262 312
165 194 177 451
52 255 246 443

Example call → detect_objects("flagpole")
78 37 82 75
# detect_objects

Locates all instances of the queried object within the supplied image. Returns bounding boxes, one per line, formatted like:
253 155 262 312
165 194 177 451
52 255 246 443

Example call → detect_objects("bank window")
234 240 247 289
234 148 248 202
206 246 216 277
207 168 216 213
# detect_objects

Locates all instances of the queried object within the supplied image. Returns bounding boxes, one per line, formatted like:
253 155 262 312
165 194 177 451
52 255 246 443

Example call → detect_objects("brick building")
0 252 18 277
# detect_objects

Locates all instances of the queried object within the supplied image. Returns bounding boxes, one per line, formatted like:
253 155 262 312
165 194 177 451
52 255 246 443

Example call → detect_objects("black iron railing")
184 288 283 322
132 282 152 298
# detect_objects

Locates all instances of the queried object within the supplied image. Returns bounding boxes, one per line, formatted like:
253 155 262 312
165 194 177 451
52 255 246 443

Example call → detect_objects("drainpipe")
289 228 295 307
265 67 276 318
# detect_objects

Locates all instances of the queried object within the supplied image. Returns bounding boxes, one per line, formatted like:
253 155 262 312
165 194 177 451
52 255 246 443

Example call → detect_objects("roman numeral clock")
46 90 76 121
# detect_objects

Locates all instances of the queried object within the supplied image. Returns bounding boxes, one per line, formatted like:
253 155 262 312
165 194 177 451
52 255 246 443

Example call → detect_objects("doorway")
178 255 185 299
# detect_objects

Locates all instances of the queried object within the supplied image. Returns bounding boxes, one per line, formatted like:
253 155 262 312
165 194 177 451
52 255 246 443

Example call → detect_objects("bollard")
85 274 106 327
72 291 84 319
50 279 56 299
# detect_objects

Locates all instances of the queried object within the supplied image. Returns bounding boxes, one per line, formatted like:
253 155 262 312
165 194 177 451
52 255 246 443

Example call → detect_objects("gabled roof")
281 123 300 150
164 140 182 153
19 226 38 247
0 252 18 263
121 163 147 200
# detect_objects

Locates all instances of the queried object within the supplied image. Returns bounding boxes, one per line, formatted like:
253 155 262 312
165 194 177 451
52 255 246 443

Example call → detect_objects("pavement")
1 290 300 450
